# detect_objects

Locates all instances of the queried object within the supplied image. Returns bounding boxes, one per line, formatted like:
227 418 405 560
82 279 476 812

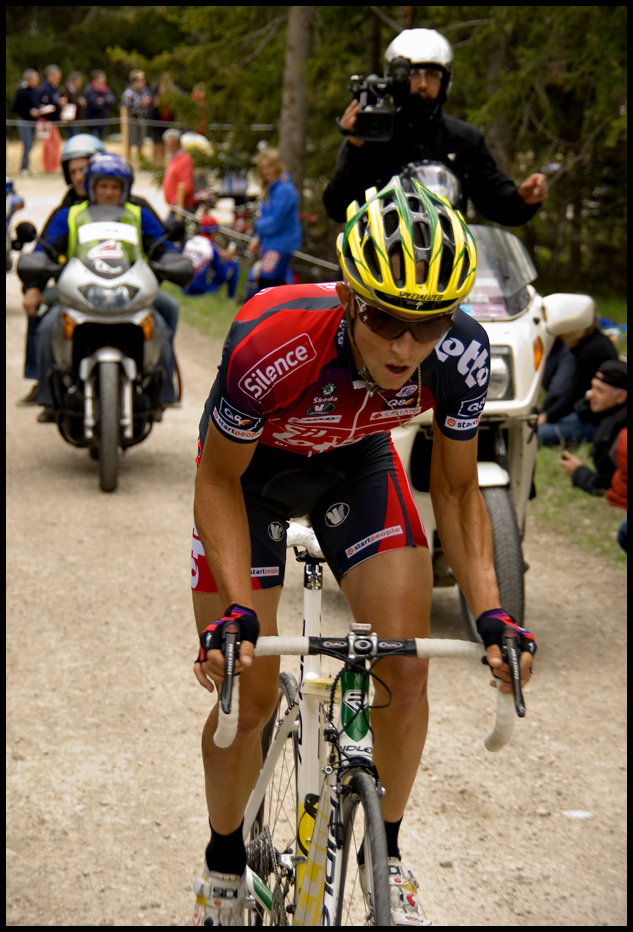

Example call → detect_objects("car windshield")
461 226 537 320
74 204 141 278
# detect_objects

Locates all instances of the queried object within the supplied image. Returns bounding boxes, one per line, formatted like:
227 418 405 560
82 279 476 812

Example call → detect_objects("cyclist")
191 176 536 926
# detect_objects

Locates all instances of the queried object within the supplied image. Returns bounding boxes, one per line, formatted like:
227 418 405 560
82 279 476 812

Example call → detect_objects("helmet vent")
389 243 405 286
456 251 471 290
363 239 382 282
383 208 400 238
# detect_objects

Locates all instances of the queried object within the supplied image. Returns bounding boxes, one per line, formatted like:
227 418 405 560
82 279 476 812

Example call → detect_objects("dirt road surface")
6 175 626 926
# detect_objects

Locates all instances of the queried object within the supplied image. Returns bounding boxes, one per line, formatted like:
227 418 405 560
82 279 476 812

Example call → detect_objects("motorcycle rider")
18 138 180 407
26 153 181 419
323 28 547 225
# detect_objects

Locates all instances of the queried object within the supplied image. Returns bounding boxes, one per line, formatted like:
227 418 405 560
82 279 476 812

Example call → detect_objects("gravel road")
6 175 627 926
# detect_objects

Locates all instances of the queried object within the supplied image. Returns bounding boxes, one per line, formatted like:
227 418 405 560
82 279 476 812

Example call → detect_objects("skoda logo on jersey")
307 402 336 416
268 521 285 542
325 502 350 527
321 382 336 397
396 384 417 398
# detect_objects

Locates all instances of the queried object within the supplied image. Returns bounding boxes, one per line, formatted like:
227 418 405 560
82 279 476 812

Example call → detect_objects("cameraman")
323 28 547 225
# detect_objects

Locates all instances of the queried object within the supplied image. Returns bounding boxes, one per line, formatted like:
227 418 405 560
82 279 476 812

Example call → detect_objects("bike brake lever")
220 620 241 716
502 628 525 718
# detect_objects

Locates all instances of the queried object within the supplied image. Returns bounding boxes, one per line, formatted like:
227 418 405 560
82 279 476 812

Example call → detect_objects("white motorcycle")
392 163 594 637
16 209 192 492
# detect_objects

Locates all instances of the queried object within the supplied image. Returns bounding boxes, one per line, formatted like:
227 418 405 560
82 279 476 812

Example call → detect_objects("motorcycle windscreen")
74 205 142 278
460 226 537 321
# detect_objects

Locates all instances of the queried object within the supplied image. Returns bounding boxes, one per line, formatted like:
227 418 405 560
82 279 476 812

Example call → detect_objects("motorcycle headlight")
78 285 139 311
487 347 514 400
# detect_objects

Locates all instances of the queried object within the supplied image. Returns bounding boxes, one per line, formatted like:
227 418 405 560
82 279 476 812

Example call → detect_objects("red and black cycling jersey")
197 282 491 458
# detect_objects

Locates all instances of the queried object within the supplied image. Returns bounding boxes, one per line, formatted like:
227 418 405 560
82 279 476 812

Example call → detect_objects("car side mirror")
542 293 595 336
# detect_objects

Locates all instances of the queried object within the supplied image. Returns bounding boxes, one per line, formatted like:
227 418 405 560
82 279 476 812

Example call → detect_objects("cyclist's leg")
340 545 432 823
192 587 283 837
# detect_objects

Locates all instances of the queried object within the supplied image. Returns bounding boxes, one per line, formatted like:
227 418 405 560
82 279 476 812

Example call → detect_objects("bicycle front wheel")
246 671 299 925
336 771 391 926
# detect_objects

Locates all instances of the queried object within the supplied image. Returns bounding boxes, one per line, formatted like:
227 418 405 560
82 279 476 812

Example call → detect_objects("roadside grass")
593 295 627 356
162 279 243 342
530 443 626 565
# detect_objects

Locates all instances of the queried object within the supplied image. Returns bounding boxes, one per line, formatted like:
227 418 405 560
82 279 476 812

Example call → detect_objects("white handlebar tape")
213 677 241 748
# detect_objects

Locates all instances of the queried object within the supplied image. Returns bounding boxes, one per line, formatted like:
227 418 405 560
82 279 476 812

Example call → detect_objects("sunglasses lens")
357 299 454 343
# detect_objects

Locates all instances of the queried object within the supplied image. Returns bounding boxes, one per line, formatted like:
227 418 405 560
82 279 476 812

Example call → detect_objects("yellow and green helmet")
336 174 477 316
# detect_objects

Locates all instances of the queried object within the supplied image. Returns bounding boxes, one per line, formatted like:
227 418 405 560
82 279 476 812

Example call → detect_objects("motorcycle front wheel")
459 486 525 639
97 361 120 492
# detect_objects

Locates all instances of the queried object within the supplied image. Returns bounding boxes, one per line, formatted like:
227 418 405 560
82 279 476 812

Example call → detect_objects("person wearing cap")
182 215 239 298
558 360 627 495
324 27 547 225
537 310 618 446
162 128 196 213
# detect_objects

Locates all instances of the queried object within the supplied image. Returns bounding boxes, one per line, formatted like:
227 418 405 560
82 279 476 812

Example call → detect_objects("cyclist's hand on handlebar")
477 609 536 693
193 603 259 694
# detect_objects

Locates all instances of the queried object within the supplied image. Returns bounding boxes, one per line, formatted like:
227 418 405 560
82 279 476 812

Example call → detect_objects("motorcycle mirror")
13 221 38 246
17 251 63 286
542 293 596 336
165 219 185 242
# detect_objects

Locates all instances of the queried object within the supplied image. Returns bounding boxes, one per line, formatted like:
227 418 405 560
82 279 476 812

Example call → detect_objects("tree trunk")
279 6 314 211
367 8 381 75
485 26 513 176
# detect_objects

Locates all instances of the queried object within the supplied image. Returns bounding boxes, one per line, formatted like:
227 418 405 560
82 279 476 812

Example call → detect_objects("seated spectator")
84 70 117 140
182 215 239 298
558 360 627 494
538 310 618 445
162 128 195 213
606 427 627 554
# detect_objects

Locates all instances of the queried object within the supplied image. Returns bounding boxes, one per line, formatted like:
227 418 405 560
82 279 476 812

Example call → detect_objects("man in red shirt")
162 128 195 213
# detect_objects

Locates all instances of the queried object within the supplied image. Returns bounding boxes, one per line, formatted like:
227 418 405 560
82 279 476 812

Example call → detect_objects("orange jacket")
606 428 627 511
163 149 195 208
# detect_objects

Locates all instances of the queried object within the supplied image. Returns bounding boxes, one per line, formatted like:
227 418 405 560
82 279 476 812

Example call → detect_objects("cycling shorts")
191 433 427 592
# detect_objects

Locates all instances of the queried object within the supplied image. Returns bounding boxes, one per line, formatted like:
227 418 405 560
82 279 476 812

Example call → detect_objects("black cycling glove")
476 608 537 661
196 603 260 664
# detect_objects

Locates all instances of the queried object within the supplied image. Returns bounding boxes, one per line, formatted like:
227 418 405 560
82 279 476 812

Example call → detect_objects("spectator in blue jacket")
246 148 302 290
84 70 117 140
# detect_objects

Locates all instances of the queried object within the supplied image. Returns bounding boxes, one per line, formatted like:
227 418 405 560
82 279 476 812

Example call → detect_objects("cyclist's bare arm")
193 422 260 685
429 426 533 690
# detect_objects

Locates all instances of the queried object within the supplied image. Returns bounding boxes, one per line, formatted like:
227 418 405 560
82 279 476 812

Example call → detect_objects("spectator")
245 148 302 293
12 69 41 174
558 360 627 496
121 69 152 161
191 82 210 137
182 214 239 298
37 65 66 173
58 72 86 137
83 70 117 140
162 128 195 213
606 426 626 554
147 73 178 165
537 310 618 445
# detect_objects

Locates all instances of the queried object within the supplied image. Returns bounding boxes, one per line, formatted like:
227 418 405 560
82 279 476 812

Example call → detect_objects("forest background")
5 5 627 301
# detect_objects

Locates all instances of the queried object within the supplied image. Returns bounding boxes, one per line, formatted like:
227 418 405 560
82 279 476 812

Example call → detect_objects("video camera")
348 56 412 142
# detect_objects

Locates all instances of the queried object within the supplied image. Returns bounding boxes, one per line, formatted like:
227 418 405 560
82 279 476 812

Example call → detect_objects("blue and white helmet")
85 153 134 205
61 134 106 185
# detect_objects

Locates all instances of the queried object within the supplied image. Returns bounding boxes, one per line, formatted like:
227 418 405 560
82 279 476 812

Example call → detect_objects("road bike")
212 522 522 925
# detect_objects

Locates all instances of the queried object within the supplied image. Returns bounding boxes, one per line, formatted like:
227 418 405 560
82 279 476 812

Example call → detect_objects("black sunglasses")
353 293 456 344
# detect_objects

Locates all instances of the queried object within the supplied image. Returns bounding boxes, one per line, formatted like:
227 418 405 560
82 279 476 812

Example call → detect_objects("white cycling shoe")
360 857 434 926
192 861 246 926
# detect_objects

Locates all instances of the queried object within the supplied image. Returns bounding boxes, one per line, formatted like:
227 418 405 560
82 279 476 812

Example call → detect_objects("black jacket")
572 399 627 494
542 329 618 424
12 84 41 122
323 110 539 226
